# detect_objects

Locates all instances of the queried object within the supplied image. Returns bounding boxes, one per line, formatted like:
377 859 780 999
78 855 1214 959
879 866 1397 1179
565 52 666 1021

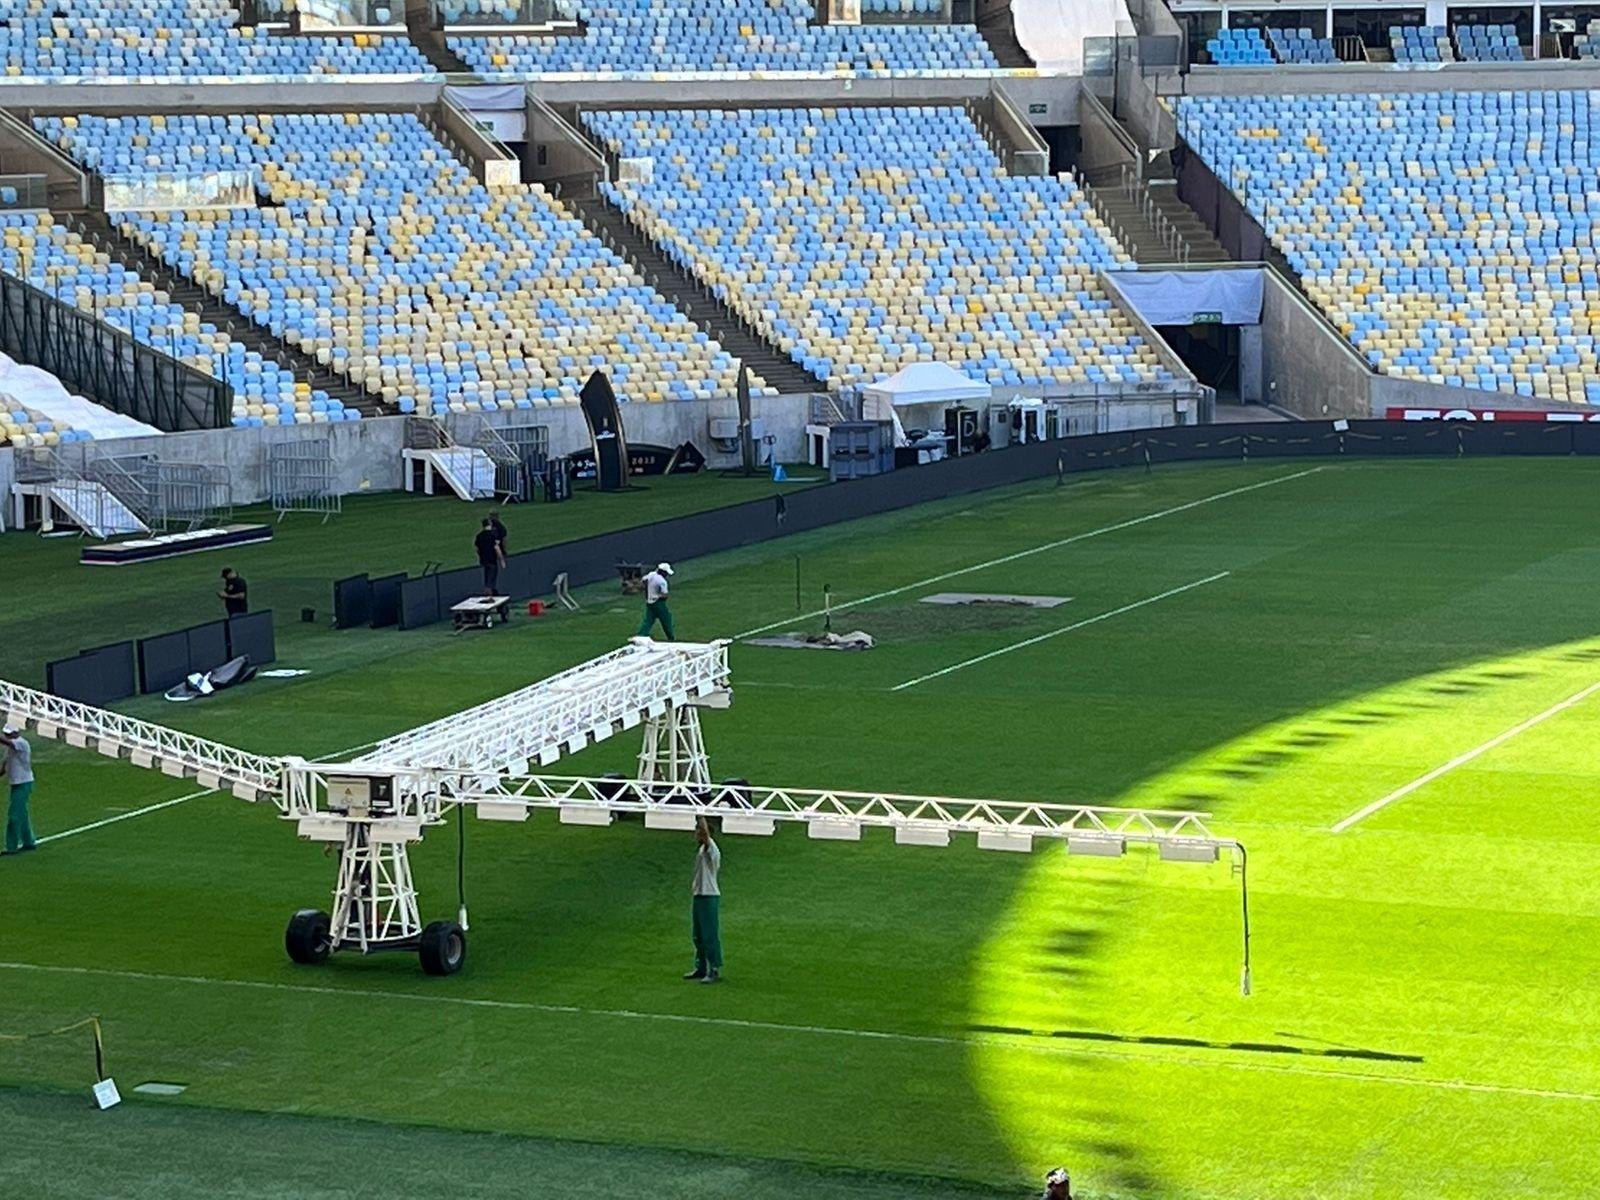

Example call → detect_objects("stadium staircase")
975 0 1035 67
568 194 827 396
1086 172 1230 265
403 0 473 75
65 207 382 417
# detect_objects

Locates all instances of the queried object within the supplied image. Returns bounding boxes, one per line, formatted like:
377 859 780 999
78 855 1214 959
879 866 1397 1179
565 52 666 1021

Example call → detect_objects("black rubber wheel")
419 920 467 976
285 908 331 966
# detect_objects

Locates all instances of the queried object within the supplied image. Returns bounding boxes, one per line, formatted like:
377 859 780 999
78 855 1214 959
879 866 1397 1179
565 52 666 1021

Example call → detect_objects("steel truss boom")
0 677 283 802
351 639 731 781
459 774 1228 849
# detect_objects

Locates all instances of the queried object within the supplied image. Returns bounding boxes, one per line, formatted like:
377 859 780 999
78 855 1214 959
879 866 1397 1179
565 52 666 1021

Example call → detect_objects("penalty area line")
734 466 1323 640
890 572 1231 692
1331 680 1600 833
1 960 1595 1105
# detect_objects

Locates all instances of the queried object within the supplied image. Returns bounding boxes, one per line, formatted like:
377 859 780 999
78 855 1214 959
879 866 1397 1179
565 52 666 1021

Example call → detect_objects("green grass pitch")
2 457 1598 1199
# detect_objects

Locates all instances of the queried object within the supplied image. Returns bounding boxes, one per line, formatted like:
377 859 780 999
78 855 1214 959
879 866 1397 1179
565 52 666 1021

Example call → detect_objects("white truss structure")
0 677 283 802
351 638 730 782
0 636 1250 989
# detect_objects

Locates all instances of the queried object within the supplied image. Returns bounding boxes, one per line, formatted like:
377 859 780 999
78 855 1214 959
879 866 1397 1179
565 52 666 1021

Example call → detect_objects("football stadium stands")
37 112 762 413
1453 24 1524 62
0 210 336 428
0 0 431 78
1389 24 1456 63
1266 27 1338 65
1175 90 1600 403
447 1 1001 75
1576 21 1600 58
1205 27 1273 66
582 105 1171 389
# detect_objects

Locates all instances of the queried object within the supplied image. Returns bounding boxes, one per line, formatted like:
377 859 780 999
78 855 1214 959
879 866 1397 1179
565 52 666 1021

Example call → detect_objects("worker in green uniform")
683 817 721 983
2 725 37 855
637 561 677 641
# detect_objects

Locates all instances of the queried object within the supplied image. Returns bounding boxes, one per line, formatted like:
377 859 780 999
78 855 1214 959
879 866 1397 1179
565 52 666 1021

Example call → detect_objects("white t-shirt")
644 570 670 604
693 838 721 896
5 736 33 785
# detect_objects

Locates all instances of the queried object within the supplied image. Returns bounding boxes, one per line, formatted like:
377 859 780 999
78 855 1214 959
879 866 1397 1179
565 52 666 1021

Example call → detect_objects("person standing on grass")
1041 1168 1073 1200
2 726 37 855
475 517 506 596
637 562 676 641
217 567 248 616
684 816 721 983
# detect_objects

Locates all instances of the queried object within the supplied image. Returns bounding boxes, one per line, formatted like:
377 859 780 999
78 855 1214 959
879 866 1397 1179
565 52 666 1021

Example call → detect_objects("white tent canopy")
862 361 992 412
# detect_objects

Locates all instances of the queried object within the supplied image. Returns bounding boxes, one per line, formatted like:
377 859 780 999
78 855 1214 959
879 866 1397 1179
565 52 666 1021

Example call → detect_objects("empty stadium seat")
583 105 1170 390
0 0 432 78
1174 90 1600 404
1267 27 1338 65
1205 27 1274 66
447 0 1001 75
39 112 764 411
1453 23 1524 62
1389 25 1456 62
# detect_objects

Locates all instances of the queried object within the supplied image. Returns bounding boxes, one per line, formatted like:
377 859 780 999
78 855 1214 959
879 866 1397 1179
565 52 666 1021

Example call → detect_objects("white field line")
1331 681 1600 834
2 960 1595 1105
38 733 386 846
890 572 1231 692
734 466 1324 640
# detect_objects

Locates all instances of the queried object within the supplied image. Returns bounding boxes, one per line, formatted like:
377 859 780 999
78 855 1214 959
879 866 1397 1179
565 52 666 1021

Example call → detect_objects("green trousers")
637 599 676 641
691 894 722 974
5 782 36 853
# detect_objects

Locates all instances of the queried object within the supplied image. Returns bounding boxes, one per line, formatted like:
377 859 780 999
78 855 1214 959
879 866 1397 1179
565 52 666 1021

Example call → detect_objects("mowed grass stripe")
5 959 1598 1106
890 572 1231 691
1331 679 1600 833
735 466 1323 638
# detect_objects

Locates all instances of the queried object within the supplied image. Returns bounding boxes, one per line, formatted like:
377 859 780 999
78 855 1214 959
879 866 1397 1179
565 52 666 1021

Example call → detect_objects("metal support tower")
637 702 712 788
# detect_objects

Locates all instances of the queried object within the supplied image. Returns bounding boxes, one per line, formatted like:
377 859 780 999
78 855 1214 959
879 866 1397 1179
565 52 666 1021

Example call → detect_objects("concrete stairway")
1087 176 1230 265
404 0 473 74
68 208 379 415
975 0 1034 67
568 194 826 396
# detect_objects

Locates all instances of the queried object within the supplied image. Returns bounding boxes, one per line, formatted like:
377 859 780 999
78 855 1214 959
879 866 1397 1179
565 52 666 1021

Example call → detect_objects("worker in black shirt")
475 518 506 596
217 567 248 615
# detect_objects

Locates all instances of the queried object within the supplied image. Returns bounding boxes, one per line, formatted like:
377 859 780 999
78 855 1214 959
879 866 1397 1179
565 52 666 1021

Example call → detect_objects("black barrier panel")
398 575 441 630
341 421 1600 632
333 574 372 630
435 565 484 612
369 572 405 629
185 621 229 674
138 629 192 694
227 611 276 666
46 641 138 706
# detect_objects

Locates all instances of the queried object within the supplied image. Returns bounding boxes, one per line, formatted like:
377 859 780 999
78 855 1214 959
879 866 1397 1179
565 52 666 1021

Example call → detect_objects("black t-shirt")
475 529 500 566
490 518 507 550
223 575 248 615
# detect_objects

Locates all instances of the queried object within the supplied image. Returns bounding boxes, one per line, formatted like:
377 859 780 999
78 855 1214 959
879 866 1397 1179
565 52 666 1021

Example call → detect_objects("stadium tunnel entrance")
1105 267 1263 404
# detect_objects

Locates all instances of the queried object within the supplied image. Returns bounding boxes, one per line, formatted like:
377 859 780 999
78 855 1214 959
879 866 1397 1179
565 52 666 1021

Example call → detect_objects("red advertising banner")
1385 407 1600 422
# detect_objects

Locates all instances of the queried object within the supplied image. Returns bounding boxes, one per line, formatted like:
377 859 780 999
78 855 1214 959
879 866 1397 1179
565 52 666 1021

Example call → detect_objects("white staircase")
402 446 497 501
10 477 149 538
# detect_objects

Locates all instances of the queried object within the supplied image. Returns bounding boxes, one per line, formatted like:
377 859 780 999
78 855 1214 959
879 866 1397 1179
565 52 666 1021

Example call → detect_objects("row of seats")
583 105 1171 389
1575 19 1600 58
1455 24 1524 62
448 1 1000 74
1268 27 1337 65
38 113 765 413
1390 24 1454 62
1175 91 1600 404
3 403 86 446
0 211 351 428
1204 27 1273 66
0 0 430 77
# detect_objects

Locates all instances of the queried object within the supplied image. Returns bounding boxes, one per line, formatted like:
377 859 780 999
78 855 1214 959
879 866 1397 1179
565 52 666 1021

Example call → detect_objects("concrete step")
569 194 825 396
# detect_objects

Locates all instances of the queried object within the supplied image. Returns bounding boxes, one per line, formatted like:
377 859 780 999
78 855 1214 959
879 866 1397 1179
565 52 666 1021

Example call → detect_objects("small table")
451 595 510 632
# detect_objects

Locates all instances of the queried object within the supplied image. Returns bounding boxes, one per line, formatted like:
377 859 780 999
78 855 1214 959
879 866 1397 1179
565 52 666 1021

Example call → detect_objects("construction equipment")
0 639 1250 990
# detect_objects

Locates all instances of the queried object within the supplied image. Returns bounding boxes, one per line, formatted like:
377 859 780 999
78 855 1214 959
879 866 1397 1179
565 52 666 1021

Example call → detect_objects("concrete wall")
1259 268 1372 420
1171 61 1600 98
1368 374 1597 416
0 394 814 518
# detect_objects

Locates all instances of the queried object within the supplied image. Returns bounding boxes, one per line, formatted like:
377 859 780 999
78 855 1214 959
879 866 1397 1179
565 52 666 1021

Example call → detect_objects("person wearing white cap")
1 725 37 855
636 562 677 641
